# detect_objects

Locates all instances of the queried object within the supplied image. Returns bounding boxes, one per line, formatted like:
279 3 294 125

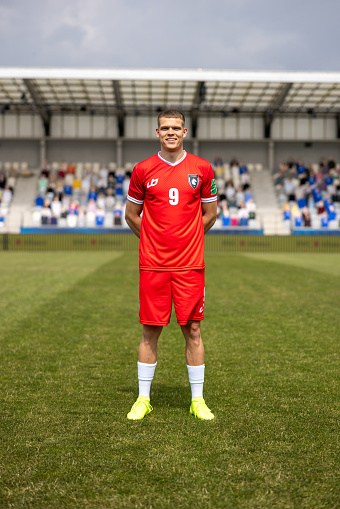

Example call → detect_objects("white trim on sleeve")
201 196 217 203
127 195 144 205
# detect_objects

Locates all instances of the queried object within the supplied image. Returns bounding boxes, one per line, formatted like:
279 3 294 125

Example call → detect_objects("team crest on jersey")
188 174 199 190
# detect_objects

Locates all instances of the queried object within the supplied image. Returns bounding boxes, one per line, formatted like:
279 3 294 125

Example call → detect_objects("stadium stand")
273 157 340 231
28 157 260 231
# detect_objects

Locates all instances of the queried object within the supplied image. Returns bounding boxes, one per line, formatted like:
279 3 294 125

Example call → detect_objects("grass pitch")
0 251 339 508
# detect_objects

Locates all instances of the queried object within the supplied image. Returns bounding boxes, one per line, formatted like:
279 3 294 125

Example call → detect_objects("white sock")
138 361 157 399
187 364 205 399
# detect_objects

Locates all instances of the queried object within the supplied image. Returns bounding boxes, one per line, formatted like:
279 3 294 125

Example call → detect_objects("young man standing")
125 109 217 420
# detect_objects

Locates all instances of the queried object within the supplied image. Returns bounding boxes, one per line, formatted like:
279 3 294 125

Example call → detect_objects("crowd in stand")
33 157 258 229
213 156 258 228
34 161 131 228
0 162 18 226
273 157 340 228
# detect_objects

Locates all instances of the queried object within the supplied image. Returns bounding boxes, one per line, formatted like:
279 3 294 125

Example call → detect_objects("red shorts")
139 269 205 326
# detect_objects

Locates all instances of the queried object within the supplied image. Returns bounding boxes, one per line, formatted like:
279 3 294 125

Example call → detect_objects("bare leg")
180 321 205 366
138 324 163 364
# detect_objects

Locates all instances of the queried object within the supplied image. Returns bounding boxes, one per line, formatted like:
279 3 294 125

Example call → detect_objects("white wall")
199 141 268 166
46 140 116 164
0 113 43 138
50 114 117 138
274 142 340 166
272 116 337 140
198 116 264 140
0 140 40 167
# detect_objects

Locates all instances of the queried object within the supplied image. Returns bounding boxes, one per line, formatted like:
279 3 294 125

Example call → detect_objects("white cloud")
0 0 339 70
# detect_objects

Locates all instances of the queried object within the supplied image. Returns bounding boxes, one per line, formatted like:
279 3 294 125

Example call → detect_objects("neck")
159 147 185 164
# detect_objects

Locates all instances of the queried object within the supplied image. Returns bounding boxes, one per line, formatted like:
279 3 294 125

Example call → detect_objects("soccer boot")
190 397 215 420
127 396 153 420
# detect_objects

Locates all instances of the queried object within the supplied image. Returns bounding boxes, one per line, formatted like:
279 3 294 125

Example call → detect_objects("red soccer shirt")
127 151 217 271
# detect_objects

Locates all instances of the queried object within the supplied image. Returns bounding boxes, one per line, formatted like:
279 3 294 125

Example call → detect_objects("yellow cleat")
127 396 153 420
190 397 215 420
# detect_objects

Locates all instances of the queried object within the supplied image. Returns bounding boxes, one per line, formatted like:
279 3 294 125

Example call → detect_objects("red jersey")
127 151 217 271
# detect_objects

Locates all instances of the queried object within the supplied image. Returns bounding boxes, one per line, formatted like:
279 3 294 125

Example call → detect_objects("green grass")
0 252 339 508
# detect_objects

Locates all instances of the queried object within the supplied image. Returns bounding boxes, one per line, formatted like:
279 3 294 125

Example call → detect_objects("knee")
142 325 162 344
186 323 202 346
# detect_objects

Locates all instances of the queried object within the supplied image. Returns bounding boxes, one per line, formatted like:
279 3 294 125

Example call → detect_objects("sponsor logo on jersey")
147 178 158 188
211 178 217 195
188 174 199 190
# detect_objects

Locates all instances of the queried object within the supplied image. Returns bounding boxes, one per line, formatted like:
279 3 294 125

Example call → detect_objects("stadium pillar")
117 137 123 168
268 140 274 171
40 138 46 168
193 139 199 156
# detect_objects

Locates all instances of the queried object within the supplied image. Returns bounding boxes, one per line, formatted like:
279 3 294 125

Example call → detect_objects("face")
156 117 187 152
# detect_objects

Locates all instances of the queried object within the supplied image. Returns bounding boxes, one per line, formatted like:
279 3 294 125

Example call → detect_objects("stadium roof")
1 67 340 117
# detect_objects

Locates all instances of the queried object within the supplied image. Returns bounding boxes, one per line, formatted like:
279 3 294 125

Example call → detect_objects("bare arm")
202 200 217 234
125 199 143 238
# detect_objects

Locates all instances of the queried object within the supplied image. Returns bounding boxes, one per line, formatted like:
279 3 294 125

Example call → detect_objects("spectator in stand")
244 189 253 203
55 180 64 200
226 181 236 207
58 161 67 179
41 159 50 178
284 177 296 201
302 207 311 227
107 174 116 191
2 185 12 205
317 200 325 215
97 192 106 210
81 175 91 195
0 172 7 190
296 159 305 176
113 202 123 225
41 199 52 225
214 157 224 178
220 200 230 226
51 195 62 218
237 202 249 225
69 199 78 214
99 164 108 180
282 200 292 221
229 156 239 167
236 184 244 207
246 198 256 219
38 173 48 195
241 171 250 190
88 185 98 201
97 175 107 194
239 162 248 175
308 170 317 187
214 156 223 167
287 157 295 169
328 156 336 171
87 198 97 213
105 188 115 211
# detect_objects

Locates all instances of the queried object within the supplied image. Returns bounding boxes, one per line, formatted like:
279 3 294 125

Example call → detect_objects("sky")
0 0 339 71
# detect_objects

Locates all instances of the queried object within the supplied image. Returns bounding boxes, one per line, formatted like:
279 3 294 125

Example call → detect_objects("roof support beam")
264 82 293 138
191 81 206 138
112 80 125 137
24 79 51 136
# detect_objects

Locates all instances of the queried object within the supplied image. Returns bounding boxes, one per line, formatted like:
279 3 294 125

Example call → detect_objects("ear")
155 128 160 138
183 127 188 138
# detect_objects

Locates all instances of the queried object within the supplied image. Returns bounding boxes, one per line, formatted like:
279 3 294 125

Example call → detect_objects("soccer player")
125 109 217 420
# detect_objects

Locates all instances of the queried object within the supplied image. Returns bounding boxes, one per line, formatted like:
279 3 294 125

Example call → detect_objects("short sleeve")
201 164 217 203
127 164 145 204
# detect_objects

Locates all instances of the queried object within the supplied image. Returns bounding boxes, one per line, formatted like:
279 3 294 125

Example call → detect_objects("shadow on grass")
151 383 189 409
